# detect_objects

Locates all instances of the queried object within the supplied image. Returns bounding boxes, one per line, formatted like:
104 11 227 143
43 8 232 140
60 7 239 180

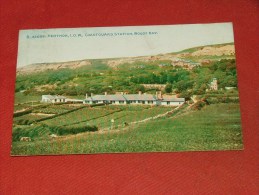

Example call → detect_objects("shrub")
12 125 52 141
191 101 206 110
16 119 33 125
13 109 32 117
53 125 98 136
165 83 172 93
12 128 24 141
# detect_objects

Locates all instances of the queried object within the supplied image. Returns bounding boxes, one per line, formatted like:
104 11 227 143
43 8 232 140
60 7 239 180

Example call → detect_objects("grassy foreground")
11 103 243 155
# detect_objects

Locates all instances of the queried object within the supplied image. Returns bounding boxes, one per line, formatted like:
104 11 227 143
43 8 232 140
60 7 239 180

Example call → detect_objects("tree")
194 84 207 95
175 80 194 93
165 83 172 93
136 85 145 93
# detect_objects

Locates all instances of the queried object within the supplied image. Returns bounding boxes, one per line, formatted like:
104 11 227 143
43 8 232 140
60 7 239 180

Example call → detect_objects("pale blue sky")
17 23 234 67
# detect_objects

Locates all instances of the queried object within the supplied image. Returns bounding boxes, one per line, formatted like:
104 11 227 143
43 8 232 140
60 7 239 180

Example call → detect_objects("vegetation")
15 57 238 101
11 103 242 155
12 123 98 142
11 43 242 155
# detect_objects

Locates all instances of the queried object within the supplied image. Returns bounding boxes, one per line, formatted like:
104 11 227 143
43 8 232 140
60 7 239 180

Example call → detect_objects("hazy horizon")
17 23 234 67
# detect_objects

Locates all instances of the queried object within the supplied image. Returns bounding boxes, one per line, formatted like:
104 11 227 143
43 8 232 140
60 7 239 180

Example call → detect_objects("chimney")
104 92 107 96
85 93 88 99
159 91 162 99
138 91 142 95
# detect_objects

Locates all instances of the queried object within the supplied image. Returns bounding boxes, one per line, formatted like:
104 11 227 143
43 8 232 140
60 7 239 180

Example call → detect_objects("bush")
53 125 98 136
12 128 24 141
16 119 33 125
13 109 32 117
206 97 239 104
12 124 53 141
165 83 172 93
179 90 193 101
12 127 36 141
191 101 206 110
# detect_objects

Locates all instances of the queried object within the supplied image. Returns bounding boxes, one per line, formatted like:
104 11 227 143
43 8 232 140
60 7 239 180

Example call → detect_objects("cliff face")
17 60 92 74
190 45 235 56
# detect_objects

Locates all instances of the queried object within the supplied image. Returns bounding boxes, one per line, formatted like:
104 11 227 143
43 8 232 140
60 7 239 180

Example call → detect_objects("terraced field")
41 105 173 129
14 102 43 112
12 103 176 143
33 104 80 114
14 113 52 123
11 103 243 155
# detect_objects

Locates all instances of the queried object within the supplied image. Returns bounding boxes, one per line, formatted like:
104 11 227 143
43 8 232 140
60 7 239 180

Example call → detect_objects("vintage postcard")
12 23 243 155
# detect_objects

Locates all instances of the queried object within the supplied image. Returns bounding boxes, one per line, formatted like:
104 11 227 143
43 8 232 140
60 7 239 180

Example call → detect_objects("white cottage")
84 94 127 105
84 91 184 106
41 95 66 103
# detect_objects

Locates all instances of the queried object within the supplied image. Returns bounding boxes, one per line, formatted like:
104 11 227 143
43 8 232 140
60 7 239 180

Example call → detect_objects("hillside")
17 60 92 74
17 43 235 74
14 42 237 100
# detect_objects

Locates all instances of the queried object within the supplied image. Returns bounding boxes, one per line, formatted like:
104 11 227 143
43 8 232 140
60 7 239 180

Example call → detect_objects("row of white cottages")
41 92 185 106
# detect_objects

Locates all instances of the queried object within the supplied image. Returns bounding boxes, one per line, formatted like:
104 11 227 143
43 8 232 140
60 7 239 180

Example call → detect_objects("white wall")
161 101 184 106
114 101 126 105
170 101 184 106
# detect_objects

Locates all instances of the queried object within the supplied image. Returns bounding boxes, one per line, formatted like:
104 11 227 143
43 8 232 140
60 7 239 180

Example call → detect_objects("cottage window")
119 101 124 104
167 101 170 105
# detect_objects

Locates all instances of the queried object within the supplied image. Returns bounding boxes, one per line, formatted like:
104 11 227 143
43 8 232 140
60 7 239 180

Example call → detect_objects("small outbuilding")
41 95 66 103
160 98 185 106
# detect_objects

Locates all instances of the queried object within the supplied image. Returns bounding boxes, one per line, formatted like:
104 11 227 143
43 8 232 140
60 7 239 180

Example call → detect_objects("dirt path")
31 113 55 116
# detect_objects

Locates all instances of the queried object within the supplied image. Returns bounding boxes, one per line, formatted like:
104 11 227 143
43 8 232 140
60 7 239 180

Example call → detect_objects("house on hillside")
41 95 66 103
84 91 185 106
65 98 84 103
209 78 218 90
84 93 127 105
124 91 157 105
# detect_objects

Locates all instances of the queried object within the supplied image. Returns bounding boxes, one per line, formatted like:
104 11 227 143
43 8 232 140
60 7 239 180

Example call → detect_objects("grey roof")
85 94 156 101
124 94 156 101
42 95 66 99
85 94 126 101
161 98 185 102
84 94 185 102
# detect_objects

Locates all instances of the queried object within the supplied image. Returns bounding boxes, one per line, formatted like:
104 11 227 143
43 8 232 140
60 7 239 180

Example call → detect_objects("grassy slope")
11 103 243 155
15 92 40 104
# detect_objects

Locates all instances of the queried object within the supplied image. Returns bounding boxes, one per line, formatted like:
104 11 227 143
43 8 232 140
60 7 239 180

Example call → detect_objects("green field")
11 103 243 155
